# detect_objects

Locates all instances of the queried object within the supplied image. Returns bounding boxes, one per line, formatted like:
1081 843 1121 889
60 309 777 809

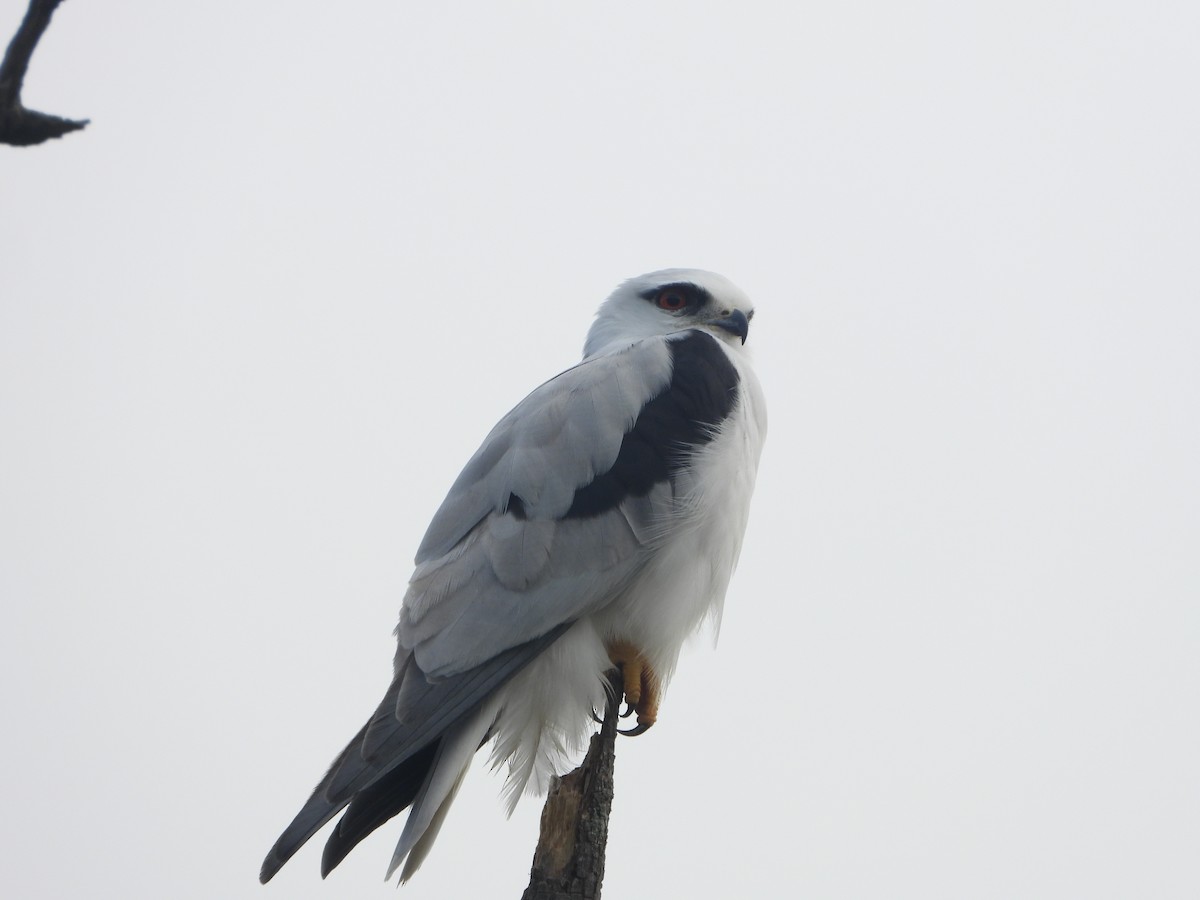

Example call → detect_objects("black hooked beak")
711 309 750 344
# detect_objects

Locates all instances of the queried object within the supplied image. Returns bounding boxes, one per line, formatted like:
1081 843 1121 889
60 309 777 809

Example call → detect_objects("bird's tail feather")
259 722 371 884
386 699 499 881
319 738 441 876
261 627 572 884
398 761 469 882
259 674 422 884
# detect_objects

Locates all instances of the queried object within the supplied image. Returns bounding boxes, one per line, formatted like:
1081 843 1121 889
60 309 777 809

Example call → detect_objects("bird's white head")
583 268 756 358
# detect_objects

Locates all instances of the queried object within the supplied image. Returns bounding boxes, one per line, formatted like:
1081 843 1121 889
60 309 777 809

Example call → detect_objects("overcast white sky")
2 2 1198 898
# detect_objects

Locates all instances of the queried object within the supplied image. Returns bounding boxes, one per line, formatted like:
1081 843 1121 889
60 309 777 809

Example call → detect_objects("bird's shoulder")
415 337 678 563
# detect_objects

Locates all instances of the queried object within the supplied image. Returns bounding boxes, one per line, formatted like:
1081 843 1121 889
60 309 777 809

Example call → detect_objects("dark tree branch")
0 0 87 146
522 672 623 900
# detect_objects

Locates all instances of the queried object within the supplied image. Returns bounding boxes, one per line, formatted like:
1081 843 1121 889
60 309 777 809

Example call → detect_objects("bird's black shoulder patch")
563 331 739 520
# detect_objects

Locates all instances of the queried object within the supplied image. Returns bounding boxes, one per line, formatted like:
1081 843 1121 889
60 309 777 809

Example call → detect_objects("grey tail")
320 739 440 876
259 624 572 883
259 723 441 883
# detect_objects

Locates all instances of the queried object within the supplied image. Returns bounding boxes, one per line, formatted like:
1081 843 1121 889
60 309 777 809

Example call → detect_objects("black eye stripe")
637 282 713 311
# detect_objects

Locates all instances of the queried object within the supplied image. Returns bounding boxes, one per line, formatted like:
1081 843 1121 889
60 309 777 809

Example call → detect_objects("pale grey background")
2 2 1197 898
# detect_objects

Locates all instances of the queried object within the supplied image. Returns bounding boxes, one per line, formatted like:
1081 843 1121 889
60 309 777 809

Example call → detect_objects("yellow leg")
605 639 659 736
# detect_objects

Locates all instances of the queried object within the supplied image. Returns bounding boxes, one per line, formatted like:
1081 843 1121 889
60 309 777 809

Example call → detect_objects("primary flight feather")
260 268 767 883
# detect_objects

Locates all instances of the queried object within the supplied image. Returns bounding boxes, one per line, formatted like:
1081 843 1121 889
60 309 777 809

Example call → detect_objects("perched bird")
260 268 767 883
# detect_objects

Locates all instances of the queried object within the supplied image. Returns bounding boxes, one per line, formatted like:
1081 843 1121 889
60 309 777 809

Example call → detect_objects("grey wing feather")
415 340 672 559
399 340 675 678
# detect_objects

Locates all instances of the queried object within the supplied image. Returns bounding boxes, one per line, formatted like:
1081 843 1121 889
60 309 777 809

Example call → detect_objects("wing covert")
414 340 674 562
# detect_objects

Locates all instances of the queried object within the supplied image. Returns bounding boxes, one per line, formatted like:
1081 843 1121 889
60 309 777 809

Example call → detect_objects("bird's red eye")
655 290 687 311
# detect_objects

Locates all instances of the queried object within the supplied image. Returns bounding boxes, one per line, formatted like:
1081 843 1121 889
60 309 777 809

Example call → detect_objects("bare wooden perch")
0 0 88 146
522 672 623 900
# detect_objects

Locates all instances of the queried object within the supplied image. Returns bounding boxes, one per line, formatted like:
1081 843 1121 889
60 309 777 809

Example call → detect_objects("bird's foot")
605 639 659 736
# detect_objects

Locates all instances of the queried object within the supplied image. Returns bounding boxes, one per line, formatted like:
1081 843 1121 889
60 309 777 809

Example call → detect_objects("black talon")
618 719 653 737
590 707 604 725
619 702 635 718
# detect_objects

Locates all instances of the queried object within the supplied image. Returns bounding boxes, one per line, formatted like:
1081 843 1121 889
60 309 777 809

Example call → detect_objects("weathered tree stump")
521 673 622 900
